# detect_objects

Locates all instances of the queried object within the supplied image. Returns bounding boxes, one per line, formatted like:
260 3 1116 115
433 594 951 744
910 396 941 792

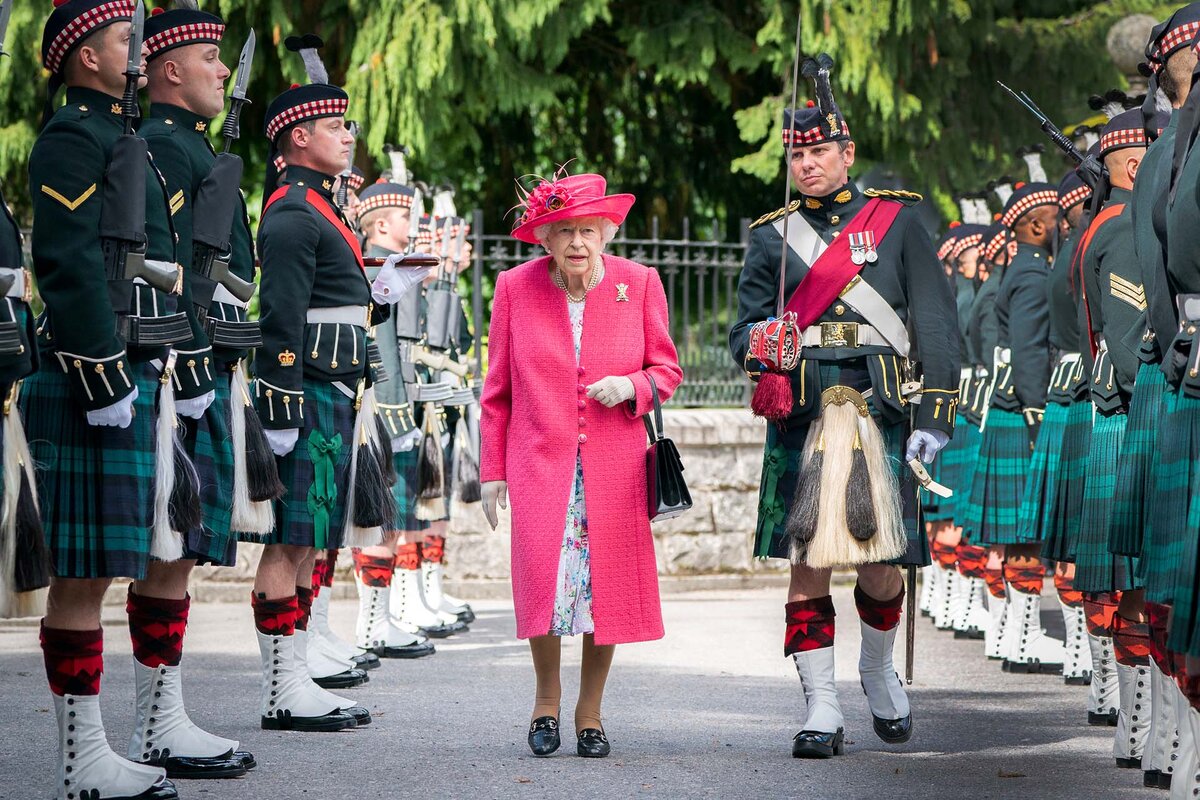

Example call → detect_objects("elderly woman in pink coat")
480 172 682 759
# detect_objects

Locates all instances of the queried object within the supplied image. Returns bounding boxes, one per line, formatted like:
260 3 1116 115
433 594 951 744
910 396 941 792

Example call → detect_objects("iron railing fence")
469 209 752 408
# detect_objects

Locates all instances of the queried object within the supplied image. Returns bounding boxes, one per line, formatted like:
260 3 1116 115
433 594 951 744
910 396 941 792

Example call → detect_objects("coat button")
577 366 585 375
578 417 586 427
578 400 586 410
578 383 586 393
579 434 587 443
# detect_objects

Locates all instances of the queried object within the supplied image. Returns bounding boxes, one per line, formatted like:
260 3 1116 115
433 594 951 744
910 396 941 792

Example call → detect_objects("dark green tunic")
729 181 959 564
0 183 36 386
1082 188 1141 408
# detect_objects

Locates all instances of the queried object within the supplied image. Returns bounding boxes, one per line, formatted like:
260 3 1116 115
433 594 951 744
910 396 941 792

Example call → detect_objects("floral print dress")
549 299 595 636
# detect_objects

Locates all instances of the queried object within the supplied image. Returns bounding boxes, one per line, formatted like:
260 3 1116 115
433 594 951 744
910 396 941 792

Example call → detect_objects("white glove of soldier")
371 253 433 305
86 385 138 429
175 390 216 420
481 480 508 530
905 428 950 464
265 428 300 457
586 376 636 408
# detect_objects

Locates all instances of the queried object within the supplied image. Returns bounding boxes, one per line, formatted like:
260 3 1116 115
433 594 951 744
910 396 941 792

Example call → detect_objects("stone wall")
189 408 784 600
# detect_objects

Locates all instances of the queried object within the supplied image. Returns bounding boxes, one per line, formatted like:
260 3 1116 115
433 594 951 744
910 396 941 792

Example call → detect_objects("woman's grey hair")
534 217 620 250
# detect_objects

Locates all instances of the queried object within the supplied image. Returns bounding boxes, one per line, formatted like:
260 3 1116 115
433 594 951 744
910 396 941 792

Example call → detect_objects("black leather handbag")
644 376 692 521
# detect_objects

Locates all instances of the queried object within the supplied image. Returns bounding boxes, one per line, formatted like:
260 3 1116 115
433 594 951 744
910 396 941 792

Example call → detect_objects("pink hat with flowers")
510 172 635 244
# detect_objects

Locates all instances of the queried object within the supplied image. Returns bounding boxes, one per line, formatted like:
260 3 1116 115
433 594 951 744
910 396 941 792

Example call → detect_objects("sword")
120 0 146 134
0 0 14 59
221 29 254 153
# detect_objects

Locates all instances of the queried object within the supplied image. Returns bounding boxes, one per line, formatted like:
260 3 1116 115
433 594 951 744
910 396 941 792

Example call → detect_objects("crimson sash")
1071 202 1125 359
781 197 904 328
264 185 365 270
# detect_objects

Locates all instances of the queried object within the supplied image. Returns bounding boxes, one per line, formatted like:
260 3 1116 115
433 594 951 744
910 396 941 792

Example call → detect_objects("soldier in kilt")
1075 108 1171 770
248 41 390 733
730 55 959 758
349 179 441 659
967 180 1066 673
1115 14 1200 788
109 8 270 780
1011 170 1093 686
23 1 233 795
927 222 989 637
960 222 1011 660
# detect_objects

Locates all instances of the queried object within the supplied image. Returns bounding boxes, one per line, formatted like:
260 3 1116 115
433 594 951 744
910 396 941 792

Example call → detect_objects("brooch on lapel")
616 283 629 302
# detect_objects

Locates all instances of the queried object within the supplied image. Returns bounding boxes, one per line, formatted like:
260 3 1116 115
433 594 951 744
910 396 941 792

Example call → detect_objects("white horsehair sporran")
785 385 905 568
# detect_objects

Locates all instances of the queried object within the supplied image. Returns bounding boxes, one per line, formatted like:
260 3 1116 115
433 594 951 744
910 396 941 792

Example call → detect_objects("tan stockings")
529 634 615 731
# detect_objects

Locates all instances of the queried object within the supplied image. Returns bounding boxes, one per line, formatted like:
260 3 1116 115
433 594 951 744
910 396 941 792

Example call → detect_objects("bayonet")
338 121 359 210
0 0 14 59
997 81 1104 189
221 30 255 152
407 186 423 253
119 0 145 133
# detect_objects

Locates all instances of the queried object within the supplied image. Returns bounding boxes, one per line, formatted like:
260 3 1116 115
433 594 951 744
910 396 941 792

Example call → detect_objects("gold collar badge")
195 121 207 132
805 198 822 210
834 189 852 204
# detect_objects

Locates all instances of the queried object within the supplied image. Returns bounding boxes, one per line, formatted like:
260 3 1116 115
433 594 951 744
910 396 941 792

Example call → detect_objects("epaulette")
749 199 802 229
864 188 922 206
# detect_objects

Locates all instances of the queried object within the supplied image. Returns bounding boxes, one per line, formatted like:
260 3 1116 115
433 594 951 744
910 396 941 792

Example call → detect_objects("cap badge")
827 113 841 136
616 283 629 302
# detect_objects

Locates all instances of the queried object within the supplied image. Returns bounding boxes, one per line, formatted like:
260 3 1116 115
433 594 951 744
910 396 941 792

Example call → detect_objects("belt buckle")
820 321 858 348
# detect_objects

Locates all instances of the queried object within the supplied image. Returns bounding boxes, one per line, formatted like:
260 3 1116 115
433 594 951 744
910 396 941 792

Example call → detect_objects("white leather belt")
800 322 891 349
213 284 249 308
306 305 368 328
0 267 30 301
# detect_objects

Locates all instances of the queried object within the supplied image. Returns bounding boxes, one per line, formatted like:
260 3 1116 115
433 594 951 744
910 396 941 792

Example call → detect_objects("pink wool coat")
480 254 683 645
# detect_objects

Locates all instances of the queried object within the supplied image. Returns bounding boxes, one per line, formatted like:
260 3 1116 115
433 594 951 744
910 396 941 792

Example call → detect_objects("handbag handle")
643 374 664 443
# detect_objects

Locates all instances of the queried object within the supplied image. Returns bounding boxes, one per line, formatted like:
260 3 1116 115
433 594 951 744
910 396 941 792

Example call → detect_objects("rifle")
99 0 182 323
337 121 360 212
997 81 1105 190
190 31 258 316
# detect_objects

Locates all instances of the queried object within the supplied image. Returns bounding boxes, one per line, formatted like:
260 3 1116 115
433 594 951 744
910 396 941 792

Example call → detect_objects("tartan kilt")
1072 411 1137 594
23 362 159 579
753 361 925 567
1015 402 1070 545
951 419 983 534
1147 387 1200 615
258 381 356 549
1041 399 1092 563
391 447 429 532
1110 364 1167 557
966 408 1030 546
181 365 236 566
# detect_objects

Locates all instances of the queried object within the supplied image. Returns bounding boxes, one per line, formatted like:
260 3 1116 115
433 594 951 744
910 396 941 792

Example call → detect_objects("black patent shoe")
1143 769 1161 789
340 704 372 725
1088 710 1119 727
528 716 560 756
1064 672 1091 686
312 668 369 689
871 713 913 744
260 709 357 732
378 640 437 659
235 749 257 770
576 728 610 758
352 652 381 670
457 607 476 624
420 623 458 639
134 777 180 799
792 728 844 758
1115 756 1143 769
151 750 248 780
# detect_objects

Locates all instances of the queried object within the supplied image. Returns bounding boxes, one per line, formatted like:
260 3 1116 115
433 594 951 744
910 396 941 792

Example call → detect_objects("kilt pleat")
924 414 968 522
1110 364 1167 557
1145 387 1200 606
23 363 159 579
1016 402 1070 544
967 408 1030 546
752 360 925 566
391 447 430 532
1073 411 1137 594
1041 399 1092 563
951 419 983 532
258 382 356 549
182 367 236 566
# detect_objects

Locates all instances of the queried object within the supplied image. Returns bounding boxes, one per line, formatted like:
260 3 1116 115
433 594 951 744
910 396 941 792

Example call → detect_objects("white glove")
175 390 215 420
905 428 950 464
586 375 636 408
265 428 300 457
481 480 508 530
371 253 433 305
86 385 139 429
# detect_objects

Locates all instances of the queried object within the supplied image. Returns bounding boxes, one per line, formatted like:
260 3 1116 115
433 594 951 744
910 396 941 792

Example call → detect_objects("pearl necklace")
554 263 603 303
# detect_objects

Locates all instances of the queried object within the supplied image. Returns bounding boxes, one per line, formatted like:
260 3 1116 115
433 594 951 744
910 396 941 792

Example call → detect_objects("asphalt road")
0 585 1160 799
